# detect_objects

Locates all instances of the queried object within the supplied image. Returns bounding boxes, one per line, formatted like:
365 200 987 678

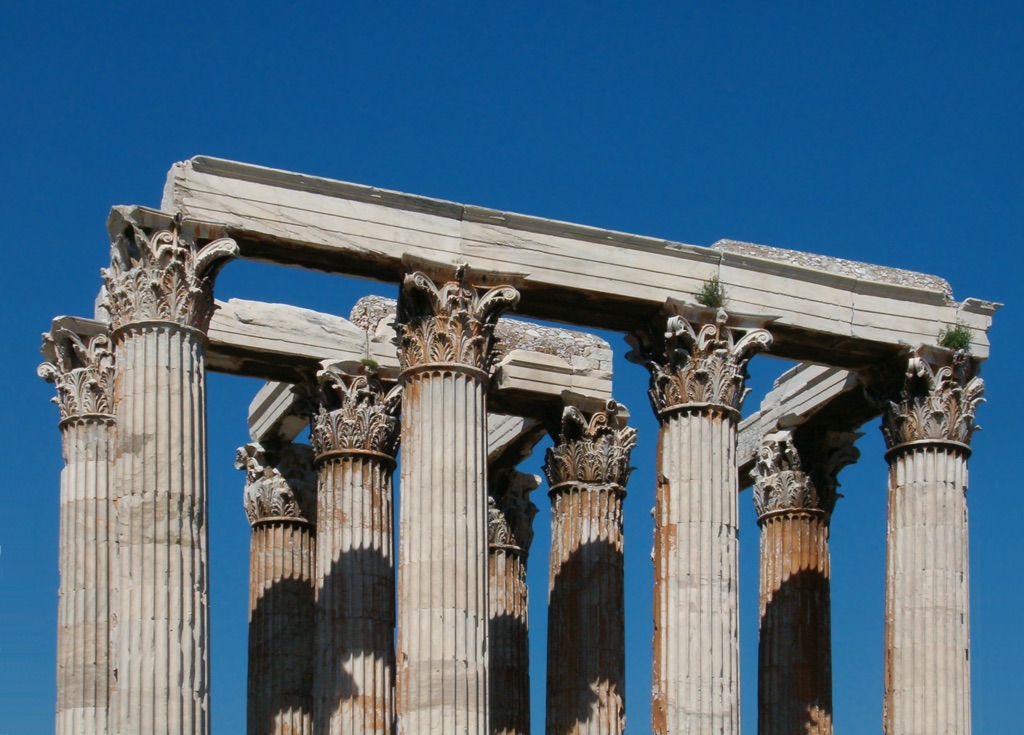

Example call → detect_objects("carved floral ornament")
101 214 238 334
544 400 638 489
751 430 859 520
627 307 772 418
38 329 114 422
394 266 520 373
488 469 541 553
236 442 317 525
311 363 401 458
875 348 985 452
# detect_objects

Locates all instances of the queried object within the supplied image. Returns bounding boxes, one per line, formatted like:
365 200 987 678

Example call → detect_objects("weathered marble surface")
164 156 997 364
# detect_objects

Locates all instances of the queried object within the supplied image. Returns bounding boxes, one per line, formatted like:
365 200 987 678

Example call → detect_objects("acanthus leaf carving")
38 329 114 421
311 363 401 457
237 442 317 525
395 266 520 372
873 348 985 450
101 215 238 333
627 306 771 417
544 400 638 488
751 430 859 520
488 469 541 554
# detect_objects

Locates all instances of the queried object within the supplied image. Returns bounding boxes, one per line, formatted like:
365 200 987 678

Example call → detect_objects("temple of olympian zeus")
38 156 998 735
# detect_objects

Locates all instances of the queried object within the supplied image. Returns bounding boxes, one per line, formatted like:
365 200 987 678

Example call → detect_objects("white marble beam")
163 158 998 364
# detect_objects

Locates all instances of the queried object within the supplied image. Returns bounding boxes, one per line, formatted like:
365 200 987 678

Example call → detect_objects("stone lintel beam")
163 156 998 364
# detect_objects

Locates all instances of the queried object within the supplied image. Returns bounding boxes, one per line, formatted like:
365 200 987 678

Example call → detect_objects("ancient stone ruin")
39 157 998 734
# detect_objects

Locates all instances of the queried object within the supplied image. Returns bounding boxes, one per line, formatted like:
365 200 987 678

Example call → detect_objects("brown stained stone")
757 512 833 735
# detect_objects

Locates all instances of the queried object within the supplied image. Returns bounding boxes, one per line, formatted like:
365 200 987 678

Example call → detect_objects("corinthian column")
237 442 317 735
544 399 636 735
628 305 771 735
101 208 237 735
488 469 540 735
39 328 115 735
311 363 401 734
751 430 859 735
394 266 519 734
876 348 983 735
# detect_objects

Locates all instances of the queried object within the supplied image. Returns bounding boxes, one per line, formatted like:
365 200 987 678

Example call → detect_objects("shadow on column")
490 610 531 735
248 576 317 735
547 538 625 734
320 544 394 728
759 567 833 735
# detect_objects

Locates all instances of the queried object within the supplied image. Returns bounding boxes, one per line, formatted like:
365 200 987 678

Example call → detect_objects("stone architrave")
628 305 771 735
237 442 317 735
393 266 519 734
101 209 237 735
311 363 401 735
875 348 984 735
751 430 859 735
488 468 540 735
544 399 636 735
39 329 116 735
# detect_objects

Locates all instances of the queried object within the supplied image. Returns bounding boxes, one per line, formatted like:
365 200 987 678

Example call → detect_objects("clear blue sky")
3 3 1021 733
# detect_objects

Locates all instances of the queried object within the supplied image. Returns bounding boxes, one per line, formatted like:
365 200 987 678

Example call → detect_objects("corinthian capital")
544 400 638 488
101 208 238 333
311 362 401 457
874 347 985 452
38 328 114 423
236 442 317 525
751 430 859 520
488 469 541 554
395 265 520 373
627 305 772 418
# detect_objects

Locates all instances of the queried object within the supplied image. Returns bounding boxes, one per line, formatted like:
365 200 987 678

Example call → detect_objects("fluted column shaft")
55 418 115 734
315 453 396 733
543 400 635 735
751 431 856 735
654 408 739 733
311 364 400 734
111 324 211 734
489 470 538 735
249 520 316 735
546 483 626 735
102 213 237 735
628 306 771 735
884 444 971 734
41 329 116 735
876 348 982 735
758 512 832 734
398 366 489 732
394 269 519 734
489 548 530 735
240 442 317 735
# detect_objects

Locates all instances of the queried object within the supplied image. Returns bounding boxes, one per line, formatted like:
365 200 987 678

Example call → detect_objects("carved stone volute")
627 305 772 419
237 442 317 525
311 362 401 458
101 209 238 334
874 347 984 454
544 400 638 489
38 328 114 423
395 266 520 373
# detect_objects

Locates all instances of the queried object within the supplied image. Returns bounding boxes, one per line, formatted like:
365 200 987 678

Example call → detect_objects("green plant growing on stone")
938 320 973 353
361 358 380 370
695 277 727 309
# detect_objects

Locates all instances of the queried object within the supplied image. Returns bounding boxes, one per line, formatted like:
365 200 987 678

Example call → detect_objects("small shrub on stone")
938 321 973 353
696 277 727 309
